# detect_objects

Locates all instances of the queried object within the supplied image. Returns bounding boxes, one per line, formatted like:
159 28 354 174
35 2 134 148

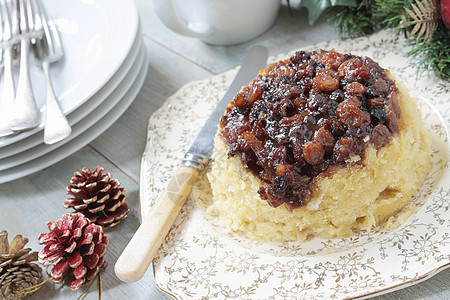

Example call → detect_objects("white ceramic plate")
0 24 143 159
0 0 139 147
140 30 450 299
0 44 148 183
0 42 145 171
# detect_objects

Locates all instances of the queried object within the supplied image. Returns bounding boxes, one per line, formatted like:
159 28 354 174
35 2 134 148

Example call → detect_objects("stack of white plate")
0 0 147 183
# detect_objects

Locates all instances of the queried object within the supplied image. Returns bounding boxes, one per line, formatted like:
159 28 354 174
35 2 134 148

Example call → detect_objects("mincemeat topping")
219 50 401 211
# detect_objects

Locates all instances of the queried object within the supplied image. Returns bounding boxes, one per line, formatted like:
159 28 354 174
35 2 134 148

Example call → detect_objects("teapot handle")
152 0 213 38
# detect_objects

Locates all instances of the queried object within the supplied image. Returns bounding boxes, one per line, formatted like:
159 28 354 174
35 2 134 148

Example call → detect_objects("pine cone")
0 231 42 300
64 166 130 229
38 213 109 291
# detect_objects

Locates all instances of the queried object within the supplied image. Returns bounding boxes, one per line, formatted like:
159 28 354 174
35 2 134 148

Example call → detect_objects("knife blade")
115 46 269 282
184 45 269 165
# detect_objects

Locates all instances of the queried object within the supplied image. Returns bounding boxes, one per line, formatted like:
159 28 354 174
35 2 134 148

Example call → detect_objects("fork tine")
26 0 32 31
33 0 49 44
0 2 5 42
23 0 39 36
30 0 41 33
0 2 5 70
0 0 11 40
50 18 62 55
18 0 27 33
0 1 5 42
11 0 19 38
35 0 60 56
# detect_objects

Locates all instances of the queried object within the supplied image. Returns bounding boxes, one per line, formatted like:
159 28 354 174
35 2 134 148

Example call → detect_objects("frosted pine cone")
64 166 130 229
38 213 109 291
0 231 42 300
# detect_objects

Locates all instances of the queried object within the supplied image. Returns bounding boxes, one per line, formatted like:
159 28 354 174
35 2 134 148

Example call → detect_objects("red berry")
442 0 450 29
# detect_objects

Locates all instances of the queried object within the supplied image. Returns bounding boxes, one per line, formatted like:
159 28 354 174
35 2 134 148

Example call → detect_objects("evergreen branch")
406 27 450 79
326 0 380 37
374 0 410 29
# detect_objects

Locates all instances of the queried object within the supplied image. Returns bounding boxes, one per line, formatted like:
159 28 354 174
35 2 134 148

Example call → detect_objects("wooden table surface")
1 0 448 299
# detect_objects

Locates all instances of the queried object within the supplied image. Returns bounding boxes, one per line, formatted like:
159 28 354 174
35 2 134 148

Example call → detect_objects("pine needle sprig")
374 0 411 30
326 0 380 38
406 28 450 79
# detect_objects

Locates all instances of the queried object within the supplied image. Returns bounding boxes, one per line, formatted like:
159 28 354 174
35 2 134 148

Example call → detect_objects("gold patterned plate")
141 30 450 299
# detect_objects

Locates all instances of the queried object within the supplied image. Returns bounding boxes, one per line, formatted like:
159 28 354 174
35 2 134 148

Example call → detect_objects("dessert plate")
0 45 148 183
0 24 143 158
0 0 138 147
141 30 449 299
0 43 145 172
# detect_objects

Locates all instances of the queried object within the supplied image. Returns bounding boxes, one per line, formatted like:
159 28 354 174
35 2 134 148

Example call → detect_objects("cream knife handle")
115 166 199 282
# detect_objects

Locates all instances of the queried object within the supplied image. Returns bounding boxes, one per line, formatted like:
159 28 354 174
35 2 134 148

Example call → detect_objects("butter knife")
115 45 268 282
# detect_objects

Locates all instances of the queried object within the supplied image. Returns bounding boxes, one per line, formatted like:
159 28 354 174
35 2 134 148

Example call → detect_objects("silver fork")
0 0 16 137
32 0 70 144
8 0 42 132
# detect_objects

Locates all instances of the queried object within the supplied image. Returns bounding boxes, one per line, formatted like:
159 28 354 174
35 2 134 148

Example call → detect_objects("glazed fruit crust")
220 50 401 211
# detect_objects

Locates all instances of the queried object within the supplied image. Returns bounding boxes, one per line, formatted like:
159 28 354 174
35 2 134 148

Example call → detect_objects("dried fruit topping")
219 49 400 209
336 97 370 127
313 73 339 91
371 124 391 148
338 57 371 82
345 82 366 94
